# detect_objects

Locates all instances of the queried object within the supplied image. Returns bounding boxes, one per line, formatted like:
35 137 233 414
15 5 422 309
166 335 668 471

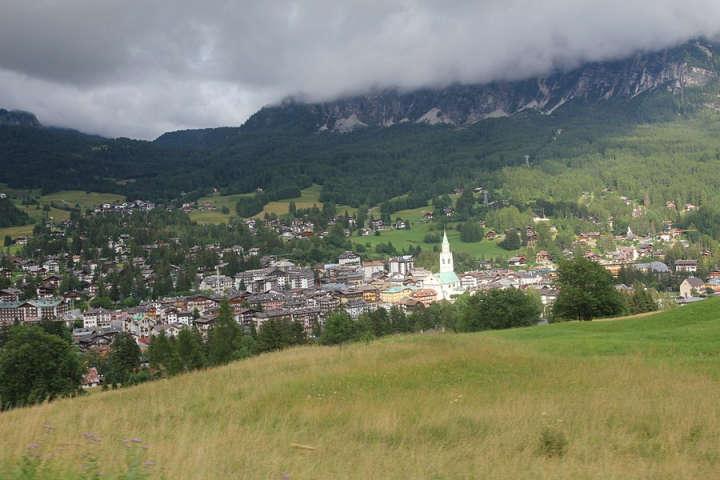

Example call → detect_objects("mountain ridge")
0 108 41 128
4 38 720 204
240 38 720 134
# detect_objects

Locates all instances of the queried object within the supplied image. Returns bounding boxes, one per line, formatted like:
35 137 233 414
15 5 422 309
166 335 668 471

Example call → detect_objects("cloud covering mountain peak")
1 0 720 138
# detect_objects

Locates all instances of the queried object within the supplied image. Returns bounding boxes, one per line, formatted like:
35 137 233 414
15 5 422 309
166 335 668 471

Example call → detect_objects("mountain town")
1 183 716 390
4 2 720 478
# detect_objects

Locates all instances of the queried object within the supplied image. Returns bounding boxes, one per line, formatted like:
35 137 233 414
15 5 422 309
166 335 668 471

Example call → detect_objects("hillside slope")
2 300 720 479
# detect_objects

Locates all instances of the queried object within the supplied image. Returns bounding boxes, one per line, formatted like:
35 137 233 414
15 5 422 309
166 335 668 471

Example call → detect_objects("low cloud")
1 0 720 138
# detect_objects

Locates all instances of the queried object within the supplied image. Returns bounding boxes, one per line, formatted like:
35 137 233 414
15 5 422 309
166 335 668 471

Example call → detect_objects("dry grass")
2 303 720 479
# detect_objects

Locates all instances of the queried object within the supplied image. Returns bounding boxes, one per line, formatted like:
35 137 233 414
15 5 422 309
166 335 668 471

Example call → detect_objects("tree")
457 289 541 332
499 229 522 250
0 326 82 409
104 332 141 386
320 310 357 345
455 189 476 218
627 285 658 314
207 300 244 365
256 318 305 352
368 308 391 337
176 328 206 371
389 306 410 333
39 319 72 343
148 332 182 376
553 257 625 321
459 222 484 243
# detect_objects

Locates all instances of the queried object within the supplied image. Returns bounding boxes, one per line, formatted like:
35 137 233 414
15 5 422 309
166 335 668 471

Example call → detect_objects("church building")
424 231 463 301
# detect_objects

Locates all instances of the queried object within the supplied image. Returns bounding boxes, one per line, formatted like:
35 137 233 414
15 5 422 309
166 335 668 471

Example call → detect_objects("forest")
2 78 719 214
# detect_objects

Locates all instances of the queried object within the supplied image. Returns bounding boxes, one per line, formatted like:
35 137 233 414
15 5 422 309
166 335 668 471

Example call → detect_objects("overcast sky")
2 1 720 139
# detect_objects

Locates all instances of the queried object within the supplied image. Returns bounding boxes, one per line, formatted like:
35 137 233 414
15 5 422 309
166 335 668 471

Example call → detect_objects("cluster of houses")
93 199 155 214
6 220 720 355
64 233 563 351
0 288 72 325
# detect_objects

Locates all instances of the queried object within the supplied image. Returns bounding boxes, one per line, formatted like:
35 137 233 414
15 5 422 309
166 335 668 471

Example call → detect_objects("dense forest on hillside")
0 198 30 228
0 198 30 227
1 66 720 215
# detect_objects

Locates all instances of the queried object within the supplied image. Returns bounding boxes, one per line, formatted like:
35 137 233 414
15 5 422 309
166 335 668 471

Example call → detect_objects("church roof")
435 272 459 285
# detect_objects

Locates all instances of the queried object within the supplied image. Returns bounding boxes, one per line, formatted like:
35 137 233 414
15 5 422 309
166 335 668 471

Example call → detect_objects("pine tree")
148 332 182 376
104 333 141 386
206 300 247 365
177 328 206 371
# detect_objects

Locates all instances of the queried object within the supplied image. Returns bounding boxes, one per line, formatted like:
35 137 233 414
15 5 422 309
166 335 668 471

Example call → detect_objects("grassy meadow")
2 299 720 479
355 222 513 260
355 203 515 259
0 190 125 244
190 192 254 224
191 185 358 224
37 191 125 213
262 184 324 216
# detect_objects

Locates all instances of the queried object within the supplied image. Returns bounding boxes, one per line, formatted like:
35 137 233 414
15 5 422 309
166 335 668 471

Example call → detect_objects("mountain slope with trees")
1 39 720 209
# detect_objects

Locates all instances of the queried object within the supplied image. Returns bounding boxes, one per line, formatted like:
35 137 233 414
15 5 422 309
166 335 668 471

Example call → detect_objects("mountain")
0 108 40 128
245 39 720 133
3 39 720 207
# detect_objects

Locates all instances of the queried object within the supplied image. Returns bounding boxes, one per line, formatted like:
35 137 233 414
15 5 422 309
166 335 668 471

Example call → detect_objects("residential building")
675 260 698 273
680 277 705 298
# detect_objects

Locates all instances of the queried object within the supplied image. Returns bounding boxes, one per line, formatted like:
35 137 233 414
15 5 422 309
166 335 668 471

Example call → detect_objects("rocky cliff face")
246 39 720 133
0 109 41 128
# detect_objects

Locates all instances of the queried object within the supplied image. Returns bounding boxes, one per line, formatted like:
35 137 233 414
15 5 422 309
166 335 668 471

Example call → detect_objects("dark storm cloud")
1 0 720 138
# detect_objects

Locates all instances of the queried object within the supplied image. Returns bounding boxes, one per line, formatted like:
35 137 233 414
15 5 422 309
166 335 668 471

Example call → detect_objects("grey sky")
1 0 720 139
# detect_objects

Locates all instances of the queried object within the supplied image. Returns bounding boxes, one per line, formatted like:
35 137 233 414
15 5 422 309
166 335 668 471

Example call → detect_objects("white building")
423 231 463 301
362 260 385 281
199 274 234 295
680 277 705 298
389 255 414 276
83 308 112 329
338 251 362 266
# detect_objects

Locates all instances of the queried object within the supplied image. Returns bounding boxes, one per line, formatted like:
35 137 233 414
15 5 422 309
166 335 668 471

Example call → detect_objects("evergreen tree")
627 284 658 314
104 332 141 386
176 328 206 371
148 332 182 376
459 222 485 243
368 308 391 337
455 189 476 218
256 318 305 352
207 300 242 365
387 306 409 333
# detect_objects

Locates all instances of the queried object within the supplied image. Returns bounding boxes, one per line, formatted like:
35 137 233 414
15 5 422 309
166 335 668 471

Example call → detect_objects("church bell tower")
440 230 454 274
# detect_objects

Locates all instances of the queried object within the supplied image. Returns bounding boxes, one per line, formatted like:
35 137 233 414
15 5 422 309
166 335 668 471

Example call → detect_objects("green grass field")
359 202 515 260
2 191 126 240
356 222 515 259
37 191 125 213
2 299 720 479
190 192 254 224
262 184 324 216
191 185 357 223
